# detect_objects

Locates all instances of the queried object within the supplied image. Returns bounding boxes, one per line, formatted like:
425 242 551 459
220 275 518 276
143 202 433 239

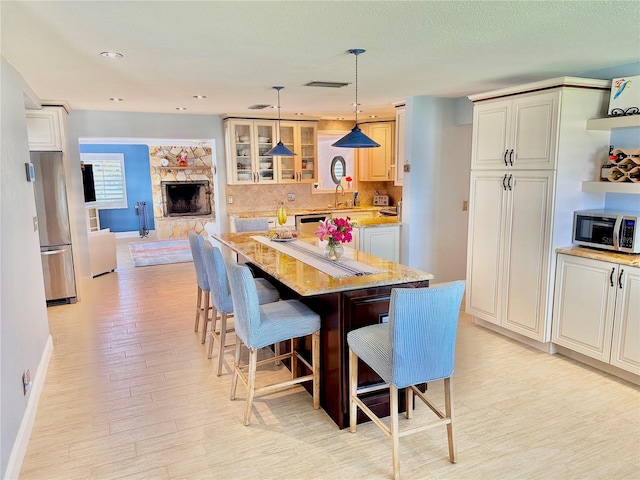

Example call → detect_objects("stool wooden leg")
194 286 202 332
243 347 258 426
200 292 210 344
349 348 358 433
216 313 228 376
230 340 242 401
405 385 414 419
291 338 298 379
312 330 320 409
207 331 215 359
444 377 456 463
390 384 400 480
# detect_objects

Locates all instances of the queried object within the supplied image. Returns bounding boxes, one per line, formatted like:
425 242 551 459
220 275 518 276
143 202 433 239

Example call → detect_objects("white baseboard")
4 335 53 480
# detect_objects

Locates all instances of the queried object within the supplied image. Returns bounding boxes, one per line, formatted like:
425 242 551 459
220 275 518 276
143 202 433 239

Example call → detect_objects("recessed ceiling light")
109 97 123 102
294 113 304 116
337 117 345 120
193 95 207 99
176 107 187 111
100 51 123 58
369 115 378 118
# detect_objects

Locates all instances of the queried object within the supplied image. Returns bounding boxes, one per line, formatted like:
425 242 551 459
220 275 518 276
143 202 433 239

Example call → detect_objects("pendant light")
332 49 380 148
265 86 296 157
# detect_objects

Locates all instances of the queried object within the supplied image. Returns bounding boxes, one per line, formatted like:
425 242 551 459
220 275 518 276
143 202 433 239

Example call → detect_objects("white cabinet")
358 121 395 181
466 78 610 344
466 170 554 338
26 108 65 151
394 106 405 186
353 224 401 263
225 119 277 184
552 254 639 374
277 122 317 183
471 91 558 170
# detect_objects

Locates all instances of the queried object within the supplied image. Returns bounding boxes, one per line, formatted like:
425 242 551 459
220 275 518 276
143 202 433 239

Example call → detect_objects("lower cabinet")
552 253 640 374
352 224 400 263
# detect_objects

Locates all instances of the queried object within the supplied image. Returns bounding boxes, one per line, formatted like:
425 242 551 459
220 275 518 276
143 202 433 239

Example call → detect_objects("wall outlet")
463 200 468 211
227 195 233 204
287 193 295 202
403 164 410 172
22 369 31 395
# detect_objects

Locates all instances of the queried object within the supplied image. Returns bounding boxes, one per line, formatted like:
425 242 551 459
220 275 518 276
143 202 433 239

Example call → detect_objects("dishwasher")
295 213 330 236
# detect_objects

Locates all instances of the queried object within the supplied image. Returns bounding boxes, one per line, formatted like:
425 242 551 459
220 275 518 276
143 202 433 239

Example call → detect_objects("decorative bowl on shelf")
237 173 251 181
259 136 270 143
239 135 250 142
259 162 273 169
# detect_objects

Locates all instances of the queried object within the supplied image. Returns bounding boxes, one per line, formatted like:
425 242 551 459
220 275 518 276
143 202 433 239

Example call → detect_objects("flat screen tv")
81 163 96 203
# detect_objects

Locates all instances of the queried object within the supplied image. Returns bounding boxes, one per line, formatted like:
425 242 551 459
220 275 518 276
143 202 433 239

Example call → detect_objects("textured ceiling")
1 1 639 119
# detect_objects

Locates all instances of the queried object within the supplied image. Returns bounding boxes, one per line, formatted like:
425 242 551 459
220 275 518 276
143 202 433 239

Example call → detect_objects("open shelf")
582 181 640 194
586 116 640 131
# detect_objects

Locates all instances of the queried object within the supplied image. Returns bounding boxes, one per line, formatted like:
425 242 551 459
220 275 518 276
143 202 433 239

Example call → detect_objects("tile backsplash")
225 181 402 214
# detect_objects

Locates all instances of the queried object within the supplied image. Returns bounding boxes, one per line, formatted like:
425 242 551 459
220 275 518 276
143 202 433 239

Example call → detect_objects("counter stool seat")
347 281 465 480
188 231 212 344
225 256 321 426
203 241 280 376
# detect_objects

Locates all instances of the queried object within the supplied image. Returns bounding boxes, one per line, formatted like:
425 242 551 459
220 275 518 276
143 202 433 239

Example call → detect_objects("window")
81 153 128 209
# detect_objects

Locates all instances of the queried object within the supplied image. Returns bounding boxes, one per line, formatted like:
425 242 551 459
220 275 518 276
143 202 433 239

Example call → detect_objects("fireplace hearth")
161 180 212 217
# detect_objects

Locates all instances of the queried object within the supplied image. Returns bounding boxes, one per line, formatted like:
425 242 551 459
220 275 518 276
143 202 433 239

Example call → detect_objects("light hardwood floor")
20 238 640 479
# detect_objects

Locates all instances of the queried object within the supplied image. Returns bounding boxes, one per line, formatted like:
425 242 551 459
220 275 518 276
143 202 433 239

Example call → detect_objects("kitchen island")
211 232 433 428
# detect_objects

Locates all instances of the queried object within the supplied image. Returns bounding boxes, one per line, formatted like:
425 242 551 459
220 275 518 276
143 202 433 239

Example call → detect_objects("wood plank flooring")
19 237 640 479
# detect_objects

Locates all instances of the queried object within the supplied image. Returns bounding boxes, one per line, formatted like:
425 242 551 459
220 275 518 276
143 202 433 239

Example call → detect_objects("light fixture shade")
332 126 380 148
265 141 296 157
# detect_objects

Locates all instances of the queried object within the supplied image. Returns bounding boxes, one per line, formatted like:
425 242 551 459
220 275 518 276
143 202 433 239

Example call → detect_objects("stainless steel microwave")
573 210 640 254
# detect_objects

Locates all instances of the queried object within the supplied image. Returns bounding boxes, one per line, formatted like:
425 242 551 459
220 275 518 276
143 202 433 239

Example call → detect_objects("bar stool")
225 256 321 426
188 231 211 344
233 217 269 233
202 241 280 376
347 281 465 480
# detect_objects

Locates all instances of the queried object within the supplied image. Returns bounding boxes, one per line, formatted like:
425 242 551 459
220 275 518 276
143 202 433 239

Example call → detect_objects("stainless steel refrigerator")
31 151 77 304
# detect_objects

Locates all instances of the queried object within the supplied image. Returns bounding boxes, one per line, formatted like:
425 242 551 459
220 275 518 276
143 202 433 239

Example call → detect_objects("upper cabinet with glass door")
225 119 278 184
276 122 317 183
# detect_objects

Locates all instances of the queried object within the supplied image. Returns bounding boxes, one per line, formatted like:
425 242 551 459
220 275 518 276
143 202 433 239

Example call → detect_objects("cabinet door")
227 121 255 184
394 107 405 186
26 108 63 151
471 100 511 170
277 123 297 182
360 225 400 263
254 122 278 184
551 254 617 362
610 265 640 373
511 91 558 170
503 170 554 341
359 122 394 181
465 171 508 325
298 124 317 183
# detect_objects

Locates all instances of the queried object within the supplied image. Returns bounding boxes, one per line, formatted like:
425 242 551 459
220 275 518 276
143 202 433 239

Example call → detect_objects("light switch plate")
227 195 233 204
403 164 410 172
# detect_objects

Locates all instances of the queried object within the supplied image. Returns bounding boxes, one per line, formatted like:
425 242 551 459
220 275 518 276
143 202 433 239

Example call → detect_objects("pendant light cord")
276 87 282 141
354 52 359 125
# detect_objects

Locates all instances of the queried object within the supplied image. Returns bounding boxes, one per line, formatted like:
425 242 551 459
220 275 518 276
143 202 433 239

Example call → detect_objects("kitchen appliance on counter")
32 151 77 304
573 209 640 254
373 194 389 206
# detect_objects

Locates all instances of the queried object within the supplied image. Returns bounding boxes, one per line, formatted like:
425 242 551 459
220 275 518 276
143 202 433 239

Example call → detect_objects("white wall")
402 96 471 283
1 57 51 479
65 111 226 279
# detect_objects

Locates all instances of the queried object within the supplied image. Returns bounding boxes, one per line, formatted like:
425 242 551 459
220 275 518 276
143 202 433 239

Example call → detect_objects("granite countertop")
213 232 432 296
353 217 401 227
556 246 640 267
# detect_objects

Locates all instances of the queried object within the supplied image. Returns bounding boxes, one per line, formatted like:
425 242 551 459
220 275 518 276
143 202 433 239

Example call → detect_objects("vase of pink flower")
314 216 354 261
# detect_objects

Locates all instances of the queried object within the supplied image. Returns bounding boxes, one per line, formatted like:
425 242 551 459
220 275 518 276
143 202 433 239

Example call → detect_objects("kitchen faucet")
335 183 345 208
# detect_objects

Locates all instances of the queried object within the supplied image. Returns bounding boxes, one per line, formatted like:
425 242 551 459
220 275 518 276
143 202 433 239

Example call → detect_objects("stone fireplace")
149 145 215 238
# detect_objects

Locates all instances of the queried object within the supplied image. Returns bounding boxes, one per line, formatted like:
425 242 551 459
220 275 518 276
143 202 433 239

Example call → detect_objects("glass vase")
324 241 344 261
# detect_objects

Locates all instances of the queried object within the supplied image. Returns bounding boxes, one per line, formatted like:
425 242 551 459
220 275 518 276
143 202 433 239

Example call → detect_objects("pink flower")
314 216 354 245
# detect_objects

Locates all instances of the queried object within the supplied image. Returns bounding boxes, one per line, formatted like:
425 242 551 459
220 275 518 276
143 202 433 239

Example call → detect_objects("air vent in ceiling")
248 104 272 110
305 81 350 88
